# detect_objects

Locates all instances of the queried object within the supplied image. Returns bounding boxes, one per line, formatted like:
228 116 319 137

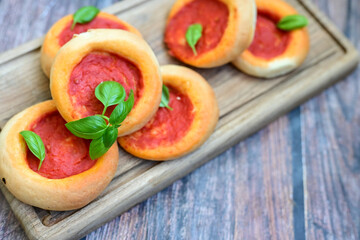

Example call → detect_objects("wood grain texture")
0 0 359 239
303 0 360 239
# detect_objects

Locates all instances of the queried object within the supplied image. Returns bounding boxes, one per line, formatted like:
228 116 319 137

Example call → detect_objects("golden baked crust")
118 65 219 160
40 12 142 78
50 29 162 137
165 0 256 68
232 0 310 78
0 100 119 211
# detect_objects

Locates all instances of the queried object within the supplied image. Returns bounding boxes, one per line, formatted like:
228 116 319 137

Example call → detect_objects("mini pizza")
118 65 219 160
0 100 119 211
232 0 310 78
50 29 162 137
41 11 141 78
164 0 256 68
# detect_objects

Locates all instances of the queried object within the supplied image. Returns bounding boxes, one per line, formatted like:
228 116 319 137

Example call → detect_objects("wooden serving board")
0 0 358 239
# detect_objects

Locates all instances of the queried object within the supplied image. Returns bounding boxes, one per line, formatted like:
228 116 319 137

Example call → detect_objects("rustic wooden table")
0 0 358 239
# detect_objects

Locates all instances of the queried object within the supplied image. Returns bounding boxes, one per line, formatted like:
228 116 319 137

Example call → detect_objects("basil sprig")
277 15 308 31
186 23 203 56
20 131 45 170
159 85 173 110
71 6 100 30
66 81 134 160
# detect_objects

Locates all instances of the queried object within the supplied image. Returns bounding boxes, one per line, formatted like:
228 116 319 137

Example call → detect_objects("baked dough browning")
119 65 219 160
0 101 119 210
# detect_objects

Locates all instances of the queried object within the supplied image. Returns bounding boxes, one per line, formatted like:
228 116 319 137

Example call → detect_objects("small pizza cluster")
165 0 309 78
0 6 218 211
0 0 310 211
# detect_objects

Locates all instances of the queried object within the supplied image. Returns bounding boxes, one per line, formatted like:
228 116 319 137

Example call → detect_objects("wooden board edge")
0 0 357 68
0 37 43 66
0 0 147 66
301 0 358 55
102 0 149 14
0 185 44 240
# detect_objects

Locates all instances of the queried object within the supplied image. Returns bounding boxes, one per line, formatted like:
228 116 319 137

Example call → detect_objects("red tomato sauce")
69 52 143 118
165 0 229 59
248 11 290 59
27 111 95 179
58 16 128 46
123 86 194 149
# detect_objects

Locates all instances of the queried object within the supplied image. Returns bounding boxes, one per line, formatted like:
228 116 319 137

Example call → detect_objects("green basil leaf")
65 115 108 139
20 131 45 170
89 136 110 160
277 15 308 31
102 126 118 148
109 90 135 125
95 81 126 109
186 23 203 55
109 102 126 126
71 6 100 30
159 85 173 110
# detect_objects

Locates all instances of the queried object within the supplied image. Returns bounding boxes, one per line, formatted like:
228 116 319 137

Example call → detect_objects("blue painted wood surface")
0 0 358 239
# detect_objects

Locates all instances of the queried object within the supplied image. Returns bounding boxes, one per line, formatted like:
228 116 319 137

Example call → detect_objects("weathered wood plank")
302 0 360 239
0 0 358 240
89 0 360 239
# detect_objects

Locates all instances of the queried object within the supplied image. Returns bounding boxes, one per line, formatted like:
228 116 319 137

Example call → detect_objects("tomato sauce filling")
248 11 290 60
165 0 229 59
58 16 128 46
69 52 143 118
26 111 95 179
123 86 194 149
